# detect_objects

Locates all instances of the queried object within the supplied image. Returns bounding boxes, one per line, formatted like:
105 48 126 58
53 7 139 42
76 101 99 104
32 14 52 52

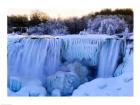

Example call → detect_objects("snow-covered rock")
45 71 80 96
45 61 89 96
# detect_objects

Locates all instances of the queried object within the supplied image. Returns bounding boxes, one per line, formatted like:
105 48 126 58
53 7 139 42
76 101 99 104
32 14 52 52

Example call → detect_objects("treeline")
7 8 133 34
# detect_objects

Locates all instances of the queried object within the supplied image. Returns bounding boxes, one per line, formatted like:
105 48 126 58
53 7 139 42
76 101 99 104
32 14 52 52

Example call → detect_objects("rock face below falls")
7 34 133 96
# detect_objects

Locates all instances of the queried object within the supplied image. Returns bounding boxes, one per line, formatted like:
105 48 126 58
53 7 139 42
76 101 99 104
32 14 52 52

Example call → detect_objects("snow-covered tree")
27 19 69 35
80 15 128 35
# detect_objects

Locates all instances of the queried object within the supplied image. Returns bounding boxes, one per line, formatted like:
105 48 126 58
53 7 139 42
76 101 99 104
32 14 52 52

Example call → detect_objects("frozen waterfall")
8 34 131 83
8 36 61 82
97 39 124 77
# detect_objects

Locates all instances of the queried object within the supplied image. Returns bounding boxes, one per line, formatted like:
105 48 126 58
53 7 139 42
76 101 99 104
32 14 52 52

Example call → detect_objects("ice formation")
97 39 124 77
7 34 133 96
8 76 47 96
72 38 133 96
8 35 114 81
62 35 113 67
114 40 133 77
45 61 89 96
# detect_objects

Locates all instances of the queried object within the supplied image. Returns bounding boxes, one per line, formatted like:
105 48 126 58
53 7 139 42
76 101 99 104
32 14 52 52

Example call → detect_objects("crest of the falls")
8 36 61 81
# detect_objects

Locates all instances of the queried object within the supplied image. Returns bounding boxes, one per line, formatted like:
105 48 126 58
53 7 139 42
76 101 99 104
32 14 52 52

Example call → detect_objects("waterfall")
7 34 133 96
97 38 124 77
62 35 111 67
8 35 128 81
114 39 133 77
8 36 62 81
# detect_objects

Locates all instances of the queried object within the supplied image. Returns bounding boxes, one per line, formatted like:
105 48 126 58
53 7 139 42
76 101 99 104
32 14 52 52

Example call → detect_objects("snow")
72 71 133 96
8 77 47 96
80 15 127 35
8 85 47 96
27 20 68 35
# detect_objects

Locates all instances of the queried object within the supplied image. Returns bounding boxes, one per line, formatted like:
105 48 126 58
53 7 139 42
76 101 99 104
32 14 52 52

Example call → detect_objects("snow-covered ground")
72 71 133 96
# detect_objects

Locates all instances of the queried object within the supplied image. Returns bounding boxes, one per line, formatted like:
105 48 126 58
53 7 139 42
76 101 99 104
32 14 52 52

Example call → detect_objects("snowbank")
72 71 133 96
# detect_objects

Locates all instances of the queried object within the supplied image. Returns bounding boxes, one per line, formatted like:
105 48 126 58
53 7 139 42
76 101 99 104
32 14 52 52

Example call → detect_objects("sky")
6 0 134 19
6 0 127 19
7 8 105 19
